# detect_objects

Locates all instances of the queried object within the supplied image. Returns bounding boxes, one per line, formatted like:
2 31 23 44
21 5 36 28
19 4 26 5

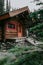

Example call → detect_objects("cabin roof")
0 6 30 21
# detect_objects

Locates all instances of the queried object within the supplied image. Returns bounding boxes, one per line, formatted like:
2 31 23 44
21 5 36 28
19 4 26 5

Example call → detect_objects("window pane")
8 23 15 29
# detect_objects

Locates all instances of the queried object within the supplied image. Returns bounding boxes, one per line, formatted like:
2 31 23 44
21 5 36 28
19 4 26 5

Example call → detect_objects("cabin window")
8 23 15 29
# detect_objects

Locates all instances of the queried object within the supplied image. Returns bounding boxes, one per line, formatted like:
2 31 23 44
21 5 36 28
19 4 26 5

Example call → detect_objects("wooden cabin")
0 6 30 42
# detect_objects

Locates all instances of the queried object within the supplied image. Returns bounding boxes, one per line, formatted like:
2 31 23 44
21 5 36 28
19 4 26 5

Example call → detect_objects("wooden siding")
4 20 23 39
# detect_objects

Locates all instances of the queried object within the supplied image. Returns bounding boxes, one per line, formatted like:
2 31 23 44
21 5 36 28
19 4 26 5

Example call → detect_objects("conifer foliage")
0 46 43 65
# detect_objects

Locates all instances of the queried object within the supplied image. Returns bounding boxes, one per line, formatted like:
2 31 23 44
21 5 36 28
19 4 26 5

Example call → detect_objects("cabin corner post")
1 21 6 43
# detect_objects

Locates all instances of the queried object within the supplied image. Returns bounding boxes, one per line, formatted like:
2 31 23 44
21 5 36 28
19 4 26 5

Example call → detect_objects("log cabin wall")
4 18 23 39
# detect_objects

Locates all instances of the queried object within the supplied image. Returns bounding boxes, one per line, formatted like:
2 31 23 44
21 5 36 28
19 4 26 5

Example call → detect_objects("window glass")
8 23 15 29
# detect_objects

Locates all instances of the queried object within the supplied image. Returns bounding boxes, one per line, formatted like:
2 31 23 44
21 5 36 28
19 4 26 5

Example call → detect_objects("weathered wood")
0 6 29 21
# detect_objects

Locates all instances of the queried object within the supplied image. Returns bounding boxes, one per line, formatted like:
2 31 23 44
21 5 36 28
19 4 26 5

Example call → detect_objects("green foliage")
2 51 43 65
0 0 4 15
30 9 43 23
29 22 43 37
37 32 43 37
0 0 11 15
29 23 43 31
0 57 8 65
29 9 43 38
0 46 43 65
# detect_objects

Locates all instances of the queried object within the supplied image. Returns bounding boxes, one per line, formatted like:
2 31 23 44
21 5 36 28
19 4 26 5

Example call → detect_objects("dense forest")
0 0 4 14
29 0 43 38
29 9 43 40
0 0 10 15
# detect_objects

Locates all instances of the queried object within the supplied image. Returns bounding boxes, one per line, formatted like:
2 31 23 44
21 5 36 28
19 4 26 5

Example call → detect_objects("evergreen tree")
6 0 11 12
0 0 11 15
0 0 4 15
29 9 43 38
